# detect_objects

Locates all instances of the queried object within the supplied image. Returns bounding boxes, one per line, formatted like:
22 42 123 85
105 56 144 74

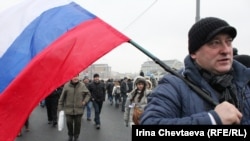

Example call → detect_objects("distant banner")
132 125 250 140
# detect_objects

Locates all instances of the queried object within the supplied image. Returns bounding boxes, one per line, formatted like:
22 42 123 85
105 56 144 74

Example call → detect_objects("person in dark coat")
139 70 144 77
106 78 114 105
88 73 106 129
141 17 250 125
127 78 133 93
120 77 128 112
45 85 63 126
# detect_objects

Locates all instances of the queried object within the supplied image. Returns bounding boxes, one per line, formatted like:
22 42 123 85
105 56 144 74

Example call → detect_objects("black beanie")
93 73 99 78
188 17 237 54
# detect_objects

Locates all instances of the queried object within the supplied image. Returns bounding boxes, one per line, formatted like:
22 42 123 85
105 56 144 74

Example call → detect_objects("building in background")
80 59 184 81
140 59 184 80
80 64 110 80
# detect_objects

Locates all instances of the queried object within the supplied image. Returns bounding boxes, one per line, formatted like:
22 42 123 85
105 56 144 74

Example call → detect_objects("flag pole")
128 39 218 107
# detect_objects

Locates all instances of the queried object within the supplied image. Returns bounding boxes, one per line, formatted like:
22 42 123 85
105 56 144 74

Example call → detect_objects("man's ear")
190 53 196 60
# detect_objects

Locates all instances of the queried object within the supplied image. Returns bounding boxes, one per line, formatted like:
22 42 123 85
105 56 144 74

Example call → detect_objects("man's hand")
82 101 86 106
214 101 242 125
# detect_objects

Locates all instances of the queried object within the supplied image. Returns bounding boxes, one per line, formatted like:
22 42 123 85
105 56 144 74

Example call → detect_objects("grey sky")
1 0 250 73
77 0 250 73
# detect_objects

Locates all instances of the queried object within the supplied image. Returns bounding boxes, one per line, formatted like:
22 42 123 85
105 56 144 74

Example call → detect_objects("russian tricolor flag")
0 0 129 140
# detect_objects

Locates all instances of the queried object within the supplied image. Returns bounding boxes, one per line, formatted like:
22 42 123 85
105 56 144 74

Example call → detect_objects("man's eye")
208 40 221 45
226 39 233 44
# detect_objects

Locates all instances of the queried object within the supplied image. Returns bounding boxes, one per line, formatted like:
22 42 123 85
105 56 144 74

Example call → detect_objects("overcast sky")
1 0 250 73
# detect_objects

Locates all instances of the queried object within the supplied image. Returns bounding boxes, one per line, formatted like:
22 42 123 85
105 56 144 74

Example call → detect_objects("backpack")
115 87 121 95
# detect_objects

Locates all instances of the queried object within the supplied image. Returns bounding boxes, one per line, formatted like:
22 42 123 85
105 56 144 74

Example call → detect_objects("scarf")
195 63 239 108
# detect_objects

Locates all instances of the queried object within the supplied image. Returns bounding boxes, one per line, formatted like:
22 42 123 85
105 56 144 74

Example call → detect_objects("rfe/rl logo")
209 129 244 136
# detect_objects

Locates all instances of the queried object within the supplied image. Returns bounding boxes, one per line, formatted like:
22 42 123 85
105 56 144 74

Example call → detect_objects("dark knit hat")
188 17 237 54
93 73 99 78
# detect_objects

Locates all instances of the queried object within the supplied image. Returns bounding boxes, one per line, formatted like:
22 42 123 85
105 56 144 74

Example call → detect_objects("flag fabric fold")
0 0 129 140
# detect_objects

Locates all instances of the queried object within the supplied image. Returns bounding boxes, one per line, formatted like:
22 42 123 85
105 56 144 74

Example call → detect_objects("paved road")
15 100 131 141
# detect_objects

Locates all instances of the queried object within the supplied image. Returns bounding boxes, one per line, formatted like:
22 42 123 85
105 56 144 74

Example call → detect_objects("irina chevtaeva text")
136 129 205 137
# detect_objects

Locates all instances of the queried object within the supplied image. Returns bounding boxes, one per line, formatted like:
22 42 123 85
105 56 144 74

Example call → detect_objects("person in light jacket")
124 77 151 127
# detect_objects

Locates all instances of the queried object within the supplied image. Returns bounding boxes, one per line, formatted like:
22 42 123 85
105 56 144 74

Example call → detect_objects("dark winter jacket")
106 80 114 95
140 55 250 125
45 85 63 100
88 80 106 102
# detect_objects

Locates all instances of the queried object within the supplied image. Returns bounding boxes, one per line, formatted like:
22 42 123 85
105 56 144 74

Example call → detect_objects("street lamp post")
195 0 200 22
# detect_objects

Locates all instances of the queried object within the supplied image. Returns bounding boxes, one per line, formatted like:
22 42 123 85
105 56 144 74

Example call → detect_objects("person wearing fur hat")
141 17 250 125
146 79 152 91
124 77 151 127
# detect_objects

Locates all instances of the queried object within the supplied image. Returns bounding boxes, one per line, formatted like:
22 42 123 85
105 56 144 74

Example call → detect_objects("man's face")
94 76 99 82
191 34 233 75
71 75 79 83
83 79 89 84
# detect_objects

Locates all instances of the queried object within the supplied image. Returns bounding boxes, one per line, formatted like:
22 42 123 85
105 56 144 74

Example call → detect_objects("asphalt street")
15 100 131 141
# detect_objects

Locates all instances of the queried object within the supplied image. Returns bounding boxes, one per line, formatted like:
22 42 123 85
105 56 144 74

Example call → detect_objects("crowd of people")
17 72 156 141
